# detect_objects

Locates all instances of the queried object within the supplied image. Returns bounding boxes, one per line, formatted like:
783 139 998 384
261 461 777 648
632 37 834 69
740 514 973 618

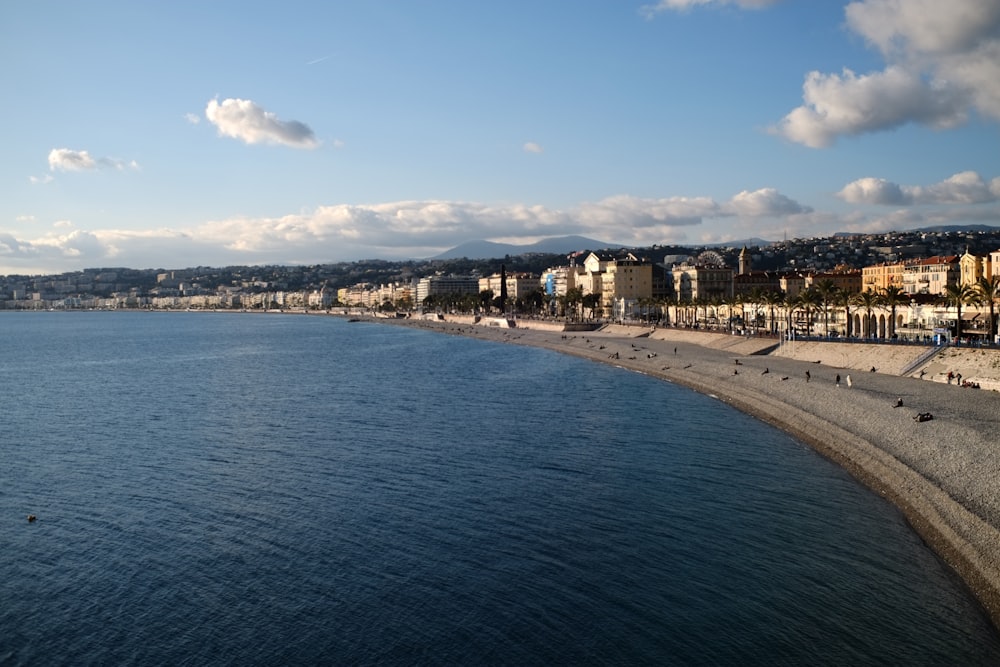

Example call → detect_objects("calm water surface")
2 312 999 665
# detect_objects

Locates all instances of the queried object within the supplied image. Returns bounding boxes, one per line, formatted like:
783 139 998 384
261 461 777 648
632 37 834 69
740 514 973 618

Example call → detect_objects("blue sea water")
2 311 999 666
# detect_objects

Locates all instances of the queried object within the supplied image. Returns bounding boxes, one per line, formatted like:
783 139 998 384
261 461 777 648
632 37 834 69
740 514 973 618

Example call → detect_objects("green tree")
581 292 601 320
834 287 854 338
974 275 1000 342
940 283 974 341
479 289 495 314
878 285 908 339
853 290 880 338
795 288 820 337
562 287 584 320
814 278 838 337
395 295 413 312
762 290 784 335
522 288 545 316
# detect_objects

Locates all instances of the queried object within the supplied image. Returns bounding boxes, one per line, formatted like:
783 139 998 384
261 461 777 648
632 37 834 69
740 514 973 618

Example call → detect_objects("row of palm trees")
667 275 1000 342
413 276 1000 342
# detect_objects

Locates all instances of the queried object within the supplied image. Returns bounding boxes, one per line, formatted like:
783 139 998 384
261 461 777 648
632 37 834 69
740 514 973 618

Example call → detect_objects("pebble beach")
352 313 1000 630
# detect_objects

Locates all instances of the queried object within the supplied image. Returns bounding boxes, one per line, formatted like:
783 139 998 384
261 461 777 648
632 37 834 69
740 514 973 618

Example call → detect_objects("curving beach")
354 313 1000 630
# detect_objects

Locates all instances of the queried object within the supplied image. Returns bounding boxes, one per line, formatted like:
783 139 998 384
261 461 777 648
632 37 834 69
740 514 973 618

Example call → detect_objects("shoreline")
345 312 1000 630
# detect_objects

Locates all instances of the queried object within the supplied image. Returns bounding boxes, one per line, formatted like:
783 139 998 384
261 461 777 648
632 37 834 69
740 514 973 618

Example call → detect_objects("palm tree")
746 287 765 334
834 287 854 338
762 290 784 335
879 285 908 339
853 290 879 339
562 286 584 320
782 292 798 338
814 278 838 337
581 292 601 320
795 288 820 337
974 275 1000 342
940 283 974 342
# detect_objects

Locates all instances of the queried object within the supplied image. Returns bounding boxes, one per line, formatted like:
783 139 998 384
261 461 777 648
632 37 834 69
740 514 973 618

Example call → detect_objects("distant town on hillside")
2 227 1000 318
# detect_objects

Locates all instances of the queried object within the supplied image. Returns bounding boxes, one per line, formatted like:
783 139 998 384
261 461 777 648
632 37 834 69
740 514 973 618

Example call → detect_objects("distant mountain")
431 235 622 260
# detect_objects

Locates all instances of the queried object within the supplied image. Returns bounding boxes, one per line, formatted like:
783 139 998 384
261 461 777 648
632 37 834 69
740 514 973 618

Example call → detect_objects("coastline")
344 312 1000 630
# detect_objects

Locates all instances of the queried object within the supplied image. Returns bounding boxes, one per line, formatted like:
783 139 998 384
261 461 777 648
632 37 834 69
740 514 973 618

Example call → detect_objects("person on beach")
836 374 841 386
894 397 903 407
806 370 810 382
846 374 852 388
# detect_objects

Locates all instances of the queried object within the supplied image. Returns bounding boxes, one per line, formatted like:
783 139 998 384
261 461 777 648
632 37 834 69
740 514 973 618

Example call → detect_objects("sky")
2 0 999 275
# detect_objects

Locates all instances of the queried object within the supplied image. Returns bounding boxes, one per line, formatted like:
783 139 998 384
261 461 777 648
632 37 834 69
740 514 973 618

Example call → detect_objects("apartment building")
671 262 734 302
901 255 959 296
478 272 538 301
862 262 905 293
415 275 479 305
805 269 863 293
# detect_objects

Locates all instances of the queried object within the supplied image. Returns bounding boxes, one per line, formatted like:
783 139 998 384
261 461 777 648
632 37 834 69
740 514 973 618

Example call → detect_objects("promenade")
356 313 1000 629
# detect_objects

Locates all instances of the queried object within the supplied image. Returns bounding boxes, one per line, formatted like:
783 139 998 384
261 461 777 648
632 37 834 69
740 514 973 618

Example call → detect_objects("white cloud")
523 142 543 154
577 195 719 230
837 177 909 205
772 67 968 148
774 0 1000 147
0 189 813 273
640 0 780 18
185 112 200 124
726 188 812 216
49 148 97 171
845 0 1000 56
838 171 1000 205
29 174 54 185
205 97 319 148
47 148 140 172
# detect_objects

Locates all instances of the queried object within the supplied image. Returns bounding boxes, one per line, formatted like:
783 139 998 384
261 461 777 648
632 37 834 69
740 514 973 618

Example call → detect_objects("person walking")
836 373 841 386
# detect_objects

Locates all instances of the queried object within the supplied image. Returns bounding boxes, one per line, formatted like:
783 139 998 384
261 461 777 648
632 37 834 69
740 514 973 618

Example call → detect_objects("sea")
2 311 999 666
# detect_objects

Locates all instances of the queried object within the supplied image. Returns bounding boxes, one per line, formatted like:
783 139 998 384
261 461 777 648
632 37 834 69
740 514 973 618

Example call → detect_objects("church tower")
738 245 750 276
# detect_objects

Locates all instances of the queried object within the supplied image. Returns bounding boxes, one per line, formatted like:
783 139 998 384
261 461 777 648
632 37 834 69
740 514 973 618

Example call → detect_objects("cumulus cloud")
772 67 968 148
30 174 54 185
845 0 1000 56
185 112 200 124
726 188 812 216
837 171 1000 205
205 97 319 148
523 142 543 154
837 177 910 205
774 0 1000 147
640 0 780 18
0 188 812 274
48 148 140 172
49 148 97 171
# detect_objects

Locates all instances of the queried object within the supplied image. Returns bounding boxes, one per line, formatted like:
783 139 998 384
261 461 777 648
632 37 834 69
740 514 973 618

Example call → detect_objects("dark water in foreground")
2 312 998 665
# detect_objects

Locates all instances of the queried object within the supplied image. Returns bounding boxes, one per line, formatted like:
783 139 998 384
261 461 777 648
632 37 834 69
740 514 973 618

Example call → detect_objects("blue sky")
2 0 999 274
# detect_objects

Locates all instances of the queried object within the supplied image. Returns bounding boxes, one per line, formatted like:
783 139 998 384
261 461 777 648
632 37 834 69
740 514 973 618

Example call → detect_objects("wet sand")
341 313 1000 629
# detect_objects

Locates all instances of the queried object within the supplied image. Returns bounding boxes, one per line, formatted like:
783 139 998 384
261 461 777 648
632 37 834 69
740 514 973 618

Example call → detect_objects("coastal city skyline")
3 1 1000 275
